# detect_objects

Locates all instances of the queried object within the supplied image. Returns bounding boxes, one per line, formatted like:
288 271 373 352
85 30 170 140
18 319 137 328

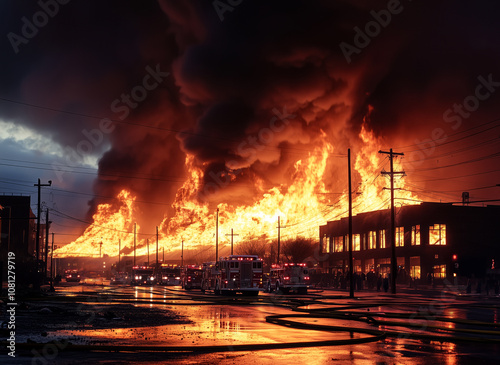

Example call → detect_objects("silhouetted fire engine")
157 264 181 285
202 255 263 296
266 263 310 294
64 269 81 282
130 266 155 286
182 265 203 290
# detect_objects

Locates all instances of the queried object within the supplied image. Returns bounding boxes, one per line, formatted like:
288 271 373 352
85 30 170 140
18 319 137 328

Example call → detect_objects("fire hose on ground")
4 288 500 356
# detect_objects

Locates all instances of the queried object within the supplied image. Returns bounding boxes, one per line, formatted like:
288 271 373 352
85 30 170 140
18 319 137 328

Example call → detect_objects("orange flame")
56 122 420 259
55 190 140 257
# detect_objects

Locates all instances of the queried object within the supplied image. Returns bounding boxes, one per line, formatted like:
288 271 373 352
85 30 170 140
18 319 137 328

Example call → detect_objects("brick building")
319 202 500 282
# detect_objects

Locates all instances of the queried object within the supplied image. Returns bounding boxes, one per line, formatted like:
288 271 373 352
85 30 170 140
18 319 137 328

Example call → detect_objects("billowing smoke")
2 0 500 235
160 0 500 207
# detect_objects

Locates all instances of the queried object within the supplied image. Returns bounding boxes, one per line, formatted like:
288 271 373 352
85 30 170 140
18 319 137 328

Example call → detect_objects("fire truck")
266 263 310 294
64 269 81 282
182 265 203 290
130 266 155 286
110 271 130 285
202 255 263 296
201 261 218 293
157 264 181 285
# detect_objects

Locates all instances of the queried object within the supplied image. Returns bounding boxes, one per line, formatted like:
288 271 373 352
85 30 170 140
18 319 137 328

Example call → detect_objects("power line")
395 117 500 152
402 136 500 165
410 168 500 183
410 151 500 172
0 96 345 157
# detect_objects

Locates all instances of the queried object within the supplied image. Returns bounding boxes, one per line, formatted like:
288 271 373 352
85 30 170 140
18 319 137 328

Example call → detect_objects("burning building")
319 202 500 283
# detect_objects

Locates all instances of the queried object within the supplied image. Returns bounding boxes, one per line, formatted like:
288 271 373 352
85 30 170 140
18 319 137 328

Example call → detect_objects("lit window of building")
322 235 330 253
410 256 421 280
368 231 377 249
411 225 420 246
395 226 404 247
334 236 343 252
433 264 446 278
354 234 360 251
379 229 386 249
429 224 446 245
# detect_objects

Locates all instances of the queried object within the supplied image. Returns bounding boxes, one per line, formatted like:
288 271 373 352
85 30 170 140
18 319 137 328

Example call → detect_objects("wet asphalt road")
4 283 500 364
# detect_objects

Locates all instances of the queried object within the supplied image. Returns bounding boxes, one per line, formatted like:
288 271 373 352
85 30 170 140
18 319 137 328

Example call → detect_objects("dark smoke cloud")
1 1 190 230
160 0 500 202
2 0 500 234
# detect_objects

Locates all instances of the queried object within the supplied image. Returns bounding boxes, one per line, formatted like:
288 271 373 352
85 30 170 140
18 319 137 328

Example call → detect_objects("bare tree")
282 237 316 263
235 240 267 258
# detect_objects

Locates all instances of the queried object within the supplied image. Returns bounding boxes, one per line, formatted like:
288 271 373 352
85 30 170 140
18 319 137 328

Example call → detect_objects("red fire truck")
202 255 263 296
64 269 81 282
182 265 203 290
201 261 218 293
266 263 310 294
157 264 181 285
130 266 155 286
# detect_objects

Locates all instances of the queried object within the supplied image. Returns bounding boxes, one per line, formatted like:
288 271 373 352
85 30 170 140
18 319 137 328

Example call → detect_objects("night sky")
1 0 500 243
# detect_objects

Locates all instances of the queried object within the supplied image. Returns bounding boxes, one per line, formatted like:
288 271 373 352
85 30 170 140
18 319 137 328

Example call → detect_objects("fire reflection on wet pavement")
8 284 500 364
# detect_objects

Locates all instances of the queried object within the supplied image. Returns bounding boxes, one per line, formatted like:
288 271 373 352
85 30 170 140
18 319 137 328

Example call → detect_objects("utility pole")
277 216 286 265
34 179 51 267
44 208 51 280
181 240 184 267
348 149 354 298
147 239 150 266
225 229 239 255
156 226 159 268
133 223 137 266
118 239 121 271
379 148 405 294
50 232 54 290
216 208 219 261
99 240 103 258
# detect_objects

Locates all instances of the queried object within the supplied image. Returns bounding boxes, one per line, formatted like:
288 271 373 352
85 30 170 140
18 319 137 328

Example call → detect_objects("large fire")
55 124 419 259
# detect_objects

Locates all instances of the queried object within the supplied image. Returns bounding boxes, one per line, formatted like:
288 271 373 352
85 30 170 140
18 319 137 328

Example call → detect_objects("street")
3 282 500 364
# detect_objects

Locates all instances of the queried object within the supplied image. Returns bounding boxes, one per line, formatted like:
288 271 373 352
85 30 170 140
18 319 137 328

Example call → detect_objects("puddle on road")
19 286 499 364
40 304 371 348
